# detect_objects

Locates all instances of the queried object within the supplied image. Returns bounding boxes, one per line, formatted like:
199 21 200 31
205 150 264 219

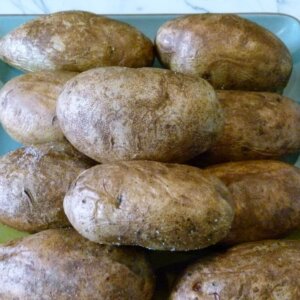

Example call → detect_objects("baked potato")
171 240 300 299
0 11 154 72
204 160 300 244
0 71 77 145
0 142 94 232
57 67 223 163
191 91 300 165
0 228 154 300
156 14 292 92
64 160 234 251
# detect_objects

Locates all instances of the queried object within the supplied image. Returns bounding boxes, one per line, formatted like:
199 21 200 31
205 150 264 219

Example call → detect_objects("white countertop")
0 0 299 21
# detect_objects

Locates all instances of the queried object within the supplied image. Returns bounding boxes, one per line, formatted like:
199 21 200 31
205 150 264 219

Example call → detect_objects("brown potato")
171 240 300 299
0 11 154 72
191 91 300 166
57 67 223 163
156 14 292 92
204 160 300 244
0 71 77 145
0 142 94 233
64 160 234 251
0 228 154 300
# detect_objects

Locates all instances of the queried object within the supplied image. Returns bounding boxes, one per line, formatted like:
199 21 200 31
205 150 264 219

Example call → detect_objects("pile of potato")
0 11 299 299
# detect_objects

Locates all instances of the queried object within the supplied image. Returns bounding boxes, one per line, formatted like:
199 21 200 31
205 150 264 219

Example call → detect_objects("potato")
57 67 223 163
0 71 77 145
171 240 300 299
0 11 154 72
64 160 234 251
0 142 94 232
0 228 154 300
191 91 300 166
156 14 292 92
204 160 300 245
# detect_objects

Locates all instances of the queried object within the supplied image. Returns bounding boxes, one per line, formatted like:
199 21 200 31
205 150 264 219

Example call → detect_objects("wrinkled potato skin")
57 67 223 163
171 240 300 300
191 91 300 166
0 11 154 72
204 160 300 244
156 14 292 92
0 142 94 233
0 229 154 300
0 71 77 145
64 161 234 251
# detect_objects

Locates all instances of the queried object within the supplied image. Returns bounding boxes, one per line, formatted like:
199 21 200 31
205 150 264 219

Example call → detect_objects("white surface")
2 0 277 14
0 0 299 21
277 0 300 20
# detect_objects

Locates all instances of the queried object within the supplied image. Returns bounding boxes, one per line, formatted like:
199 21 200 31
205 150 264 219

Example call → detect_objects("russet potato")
57 67 224 163
0 142 94 232
191 91 300 165
0 11 154 72
64 160 234 251
204 160 300 244
0 71 77 145
156 14 292 92
0 228 154 300
171 240 300 299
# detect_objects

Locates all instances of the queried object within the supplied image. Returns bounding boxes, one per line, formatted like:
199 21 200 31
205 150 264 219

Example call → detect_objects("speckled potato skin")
0 11 154 72
0 71 77 145
0 142 95 233
191 91 300 166
156 14 292 92
64 161 234 251
57 67 223 163
204 160 300 245
171 240 300 300
0 228 154 300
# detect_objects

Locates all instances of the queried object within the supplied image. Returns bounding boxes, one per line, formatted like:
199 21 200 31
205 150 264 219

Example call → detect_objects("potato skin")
0 71 77 145
204 160 300 244
0 228 154 300
0 142 94 233
64 160 234 251
171 240 300 299
0 11 154 72
156 14 292 92
191 91 300 165
57 67 223 163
